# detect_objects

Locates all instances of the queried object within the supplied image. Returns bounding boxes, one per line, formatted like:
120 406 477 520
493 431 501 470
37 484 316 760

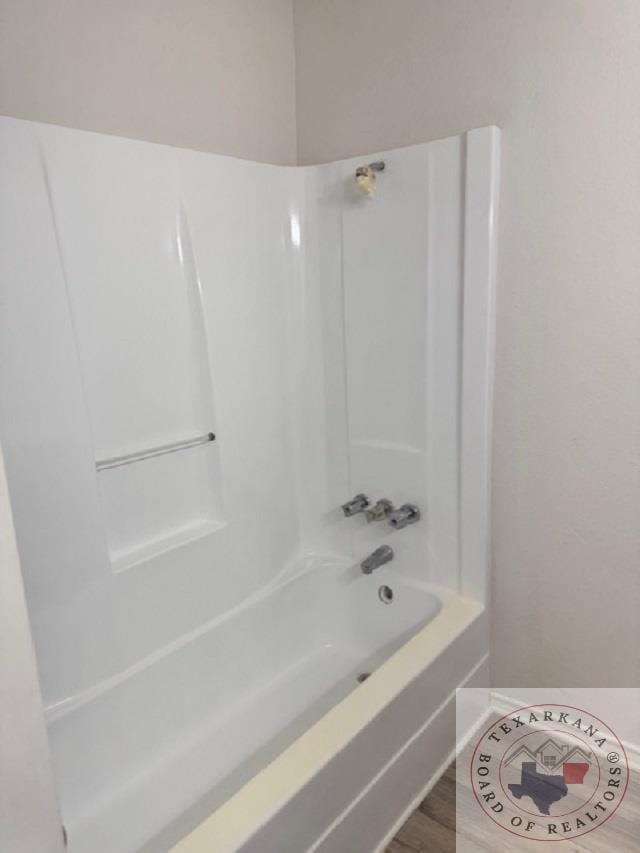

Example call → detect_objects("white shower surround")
0 118 499 852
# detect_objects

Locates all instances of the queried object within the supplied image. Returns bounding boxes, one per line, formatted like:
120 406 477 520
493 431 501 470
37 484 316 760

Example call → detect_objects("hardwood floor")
386 764 456 853
386 758 639 852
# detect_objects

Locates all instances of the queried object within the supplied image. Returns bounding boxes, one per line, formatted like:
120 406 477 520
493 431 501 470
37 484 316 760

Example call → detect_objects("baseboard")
490 690 640 772
623 740 640 772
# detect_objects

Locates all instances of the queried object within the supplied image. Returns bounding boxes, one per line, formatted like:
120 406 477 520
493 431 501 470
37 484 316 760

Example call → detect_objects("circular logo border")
469 703 630 843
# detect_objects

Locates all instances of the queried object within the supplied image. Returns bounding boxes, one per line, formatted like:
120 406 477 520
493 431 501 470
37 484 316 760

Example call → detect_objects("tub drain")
378 584 393 604
357 672 371 683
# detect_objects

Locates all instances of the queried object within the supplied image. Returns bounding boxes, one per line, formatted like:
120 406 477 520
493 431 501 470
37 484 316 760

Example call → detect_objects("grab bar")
96 432 215 471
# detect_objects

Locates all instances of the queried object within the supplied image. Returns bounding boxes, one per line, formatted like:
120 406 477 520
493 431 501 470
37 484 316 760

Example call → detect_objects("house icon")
505 739 592 774
535 738 569 769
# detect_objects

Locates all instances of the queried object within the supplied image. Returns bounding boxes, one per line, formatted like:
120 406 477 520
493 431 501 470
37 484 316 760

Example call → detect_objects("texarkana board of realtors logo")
470 704 629 841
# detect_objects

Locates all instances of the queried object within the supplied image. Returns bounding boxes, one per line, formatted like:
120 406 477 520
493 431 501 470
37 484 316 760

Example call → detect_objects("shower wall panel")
0 119 304 706
42 132 223 571
307 134 476 593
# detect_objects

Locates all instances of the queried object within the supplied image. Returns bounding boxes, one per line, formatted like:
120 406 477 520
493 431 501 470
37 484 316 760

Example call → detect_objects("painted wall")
0 0 296 164
293 0 640 686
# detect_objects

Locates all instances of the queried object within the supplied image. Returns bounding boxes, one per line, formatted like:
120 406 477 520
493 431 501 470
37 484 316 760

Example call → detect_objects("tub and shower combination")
0 117 499 852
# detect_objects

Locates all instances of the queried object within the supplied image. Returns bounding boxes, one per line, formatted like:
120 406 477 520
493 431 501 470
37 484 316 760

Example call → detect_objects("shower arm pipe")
95 431 215 471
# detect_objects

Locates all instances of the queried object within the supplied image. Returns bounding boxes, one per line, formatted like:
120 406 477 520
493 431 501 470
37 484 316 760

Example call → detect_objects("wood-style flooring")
386 764 456 853
386 760 639 852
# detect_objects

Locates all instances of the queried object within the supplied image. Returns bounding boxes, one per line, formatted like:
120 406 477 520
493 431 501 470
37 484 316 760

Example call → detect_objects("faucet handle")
341 493 370 517
365 498 394 522
388 503 421 530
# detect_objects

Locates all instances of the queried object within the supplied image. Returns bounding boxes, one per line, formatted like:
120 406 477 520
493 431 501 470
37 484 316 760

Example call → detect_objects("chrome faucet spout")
361 545 394 574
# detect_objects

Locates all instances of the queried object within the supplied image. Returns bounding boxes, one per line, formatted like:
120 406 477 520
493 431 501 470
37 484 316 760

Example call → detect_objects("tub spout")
361 545 394 574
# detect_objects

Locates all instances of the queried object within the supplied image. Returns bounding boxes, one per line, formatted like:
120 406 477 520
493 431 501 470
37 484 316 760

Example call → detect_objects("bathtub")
48 555 486 853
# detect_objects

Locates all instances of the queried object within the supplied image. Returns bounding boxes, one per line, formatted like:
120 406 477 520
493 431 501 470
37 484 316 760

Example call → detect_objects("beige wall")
0 0 296 164
293 0 640 686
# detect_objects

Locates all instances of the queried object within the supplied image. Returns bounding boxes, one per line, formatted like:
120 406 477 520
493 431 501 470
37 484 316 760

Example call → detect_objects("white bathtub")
165 567 487 853
48 556 482 853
